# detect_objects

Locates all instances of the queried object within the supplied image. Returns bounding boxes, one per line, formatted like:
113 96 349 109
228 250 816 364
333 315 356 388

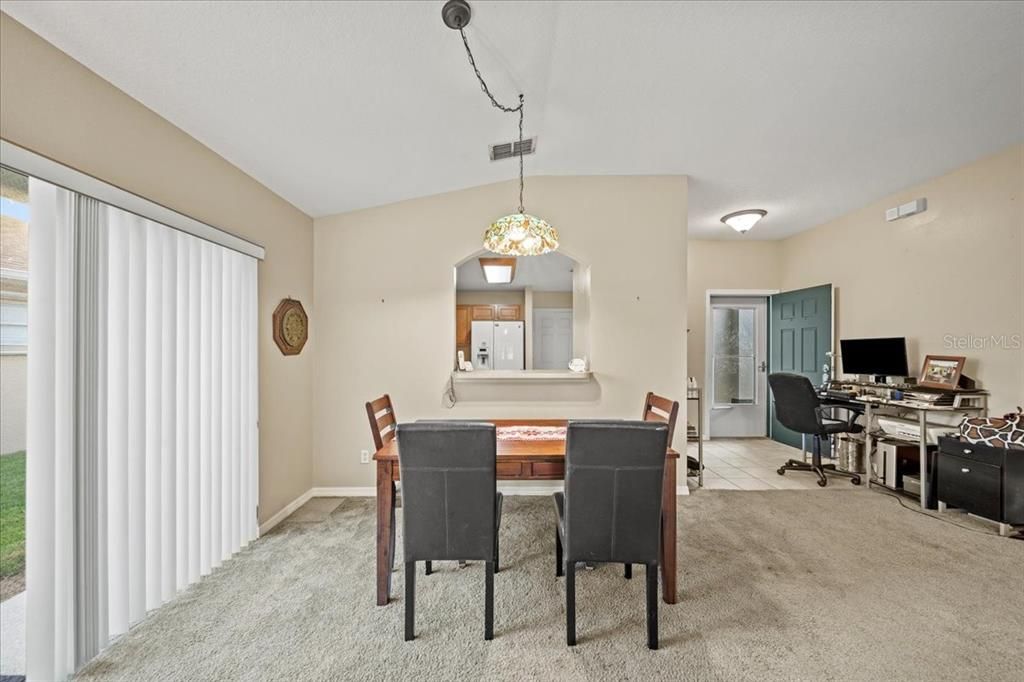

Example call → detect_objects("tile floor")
686 437 860 491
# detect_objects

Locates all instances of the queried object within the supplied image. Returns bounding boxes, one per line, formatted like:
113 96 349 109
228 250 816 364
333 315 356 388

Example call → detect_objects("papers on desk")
876 416 957 444
903 391 955 406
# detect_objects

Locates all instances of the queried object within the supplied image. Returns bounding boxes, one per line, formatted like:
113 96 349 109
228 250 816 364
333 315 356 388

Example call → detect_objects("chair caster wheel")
777 468 786 476
817 479 828 487
851 476 861 485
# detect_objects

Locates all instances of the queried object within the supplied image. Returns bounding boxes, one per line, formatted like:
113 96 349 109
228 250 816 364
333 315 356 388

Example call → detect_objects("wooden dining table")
373 418 680 606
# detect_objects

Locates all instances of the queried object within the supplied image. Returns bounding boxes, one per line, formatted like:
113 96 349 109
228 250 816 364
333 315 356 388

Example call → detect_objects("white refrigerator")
471 321 524 370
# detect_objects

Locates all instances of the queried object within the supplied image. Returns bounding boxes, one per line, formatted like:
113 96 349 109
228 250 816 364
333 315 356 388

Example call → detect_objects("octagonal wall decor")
273 298 308 355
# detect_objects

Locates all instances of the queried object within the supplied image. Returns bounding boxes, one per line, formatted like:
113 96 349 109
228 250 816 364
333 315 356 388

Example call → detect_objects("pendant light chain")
457 24 526 213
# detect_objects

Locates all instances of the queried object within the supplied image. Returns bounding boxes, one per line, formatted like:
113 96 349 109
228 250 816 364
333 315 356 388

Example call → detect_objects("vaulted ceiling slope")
4 1 1022 238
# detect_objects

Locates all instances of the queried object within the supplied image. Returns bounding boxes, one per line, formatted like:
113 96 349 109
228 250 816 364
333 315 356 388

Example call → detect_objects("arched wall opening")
451 247 591 374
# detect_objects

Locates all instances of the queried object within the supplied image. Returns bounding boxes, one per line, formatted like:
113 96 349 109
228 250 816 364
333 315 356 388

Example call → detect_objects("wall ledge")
452 370 592 383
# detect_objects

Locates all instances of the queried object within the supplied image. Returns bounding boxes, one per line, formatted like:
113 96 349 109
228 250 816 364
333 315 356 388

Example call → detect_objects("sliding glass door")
24 176 259 680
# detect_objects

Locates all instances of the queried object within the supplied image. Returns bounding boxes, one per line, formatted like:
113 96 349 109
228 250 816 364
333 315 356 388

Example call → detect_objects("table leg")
376 460 395 606
660 456 678 604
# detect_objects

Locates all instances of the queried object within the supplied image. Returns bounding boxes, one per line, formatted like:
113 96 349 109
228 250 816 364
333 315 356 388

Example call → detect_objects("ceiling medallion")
442 0 558 256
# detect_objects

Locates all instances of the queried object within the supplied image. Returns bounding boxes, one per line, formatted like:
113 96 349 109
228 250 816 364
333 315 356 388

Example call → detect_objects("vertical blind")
27 179 259 681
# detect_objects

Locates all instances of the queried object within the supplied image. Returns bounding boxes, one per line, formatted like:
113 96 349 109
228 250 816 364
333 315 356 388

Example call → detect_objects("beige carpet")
76 490 1024 681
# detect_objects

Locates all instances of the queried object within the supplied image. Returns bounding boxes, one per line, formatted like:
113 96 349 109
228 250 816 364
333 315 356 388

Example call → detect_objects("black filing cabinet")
937 437 1024 528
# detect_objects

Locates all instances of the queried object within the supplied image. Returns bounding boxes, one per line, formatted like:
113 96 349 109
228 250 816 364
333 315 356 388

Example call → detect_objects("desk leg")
699 392 705 487
376 460 395 606
697 422 704 488
660 457 678 604
864 404 873 489
918 411 928 510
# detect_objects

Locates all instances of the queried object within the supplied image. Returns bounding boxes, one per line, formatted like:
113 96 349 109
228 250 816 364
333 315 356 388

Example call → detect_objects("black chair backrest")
768 373 823 435
563 421 668 564
396 422 497 563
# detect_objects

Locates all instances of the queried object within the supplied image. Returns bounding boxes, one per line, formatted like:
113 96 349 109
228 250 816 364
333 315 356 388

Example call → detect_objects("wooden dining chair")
366 397 472 574
621 392 680 581
366 394 399 588
641 392 679 443
366 394 398 452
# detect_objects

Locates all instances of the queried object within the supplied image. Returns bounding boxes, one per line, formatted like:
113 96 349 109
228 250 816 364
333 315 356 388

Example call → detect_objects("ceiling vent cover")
489 137 537 162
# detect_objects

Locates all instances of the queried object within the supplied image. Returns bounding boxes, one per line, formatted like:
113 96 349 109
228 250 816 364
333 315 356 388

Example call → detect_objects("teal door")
769 284 832 448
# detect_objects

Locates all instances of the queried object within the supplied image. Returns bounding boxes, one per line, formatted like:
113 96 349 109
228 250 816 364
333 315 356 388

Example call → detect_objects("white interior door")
533 308 572 369
708 297 768 437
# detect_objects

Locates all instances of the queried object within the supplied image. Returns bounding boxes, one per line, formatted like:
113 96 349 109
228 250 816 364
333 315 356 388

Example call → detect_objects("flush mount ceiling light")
721 209 767 234
443 0 559 256
479 257 516 284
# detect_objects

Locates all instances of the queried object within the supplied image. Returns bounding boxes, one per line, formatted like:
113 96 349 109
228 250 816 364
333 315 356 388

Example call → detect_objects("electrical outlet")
360 450 370 464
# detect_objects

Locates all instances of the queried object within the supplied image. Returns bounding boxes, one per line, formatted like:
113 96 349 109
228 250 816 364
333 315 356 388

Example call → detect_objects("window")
712 306 756 406
2 168 30 354
0 298 28 351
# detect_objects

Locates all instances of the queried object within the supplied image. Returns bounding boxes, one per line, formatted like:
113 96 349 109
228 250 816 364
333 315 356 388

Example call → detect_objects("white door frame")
703 289 779 439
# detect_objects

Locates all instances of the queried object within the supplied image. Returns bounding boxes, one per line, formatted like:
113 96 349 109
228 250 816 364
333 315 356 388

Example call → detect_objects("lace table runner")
496 425 567 441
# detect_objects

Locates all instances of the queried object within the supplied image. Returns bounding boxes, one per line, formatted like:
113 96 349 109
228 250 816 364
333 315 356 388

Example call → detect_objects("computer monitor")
839 337 909 380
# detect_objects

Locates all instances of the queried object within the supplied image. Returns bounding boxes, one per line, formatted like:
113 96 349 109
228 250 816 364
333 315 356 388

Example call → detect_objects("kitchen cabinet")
496 304 521 320
471 305 496 321
456 305 472 363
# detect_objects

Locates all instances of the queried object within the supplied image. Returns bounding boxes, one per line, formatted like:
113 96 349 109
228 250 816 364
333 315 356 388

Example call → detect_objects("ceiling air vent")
489 137 537 162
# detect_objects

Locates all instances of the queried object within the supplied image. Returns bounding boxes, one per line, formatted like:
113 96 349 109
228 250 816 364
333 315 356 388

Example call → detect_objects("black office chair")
553 421 668 649
768 373 863 487
396 422 503 641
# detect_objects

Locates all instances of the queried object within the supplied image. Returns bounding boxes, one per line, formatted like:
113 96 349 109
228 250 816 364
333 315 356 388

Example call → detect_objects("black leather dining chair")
553 420 669 649
396 422 502 641
768 373 863 487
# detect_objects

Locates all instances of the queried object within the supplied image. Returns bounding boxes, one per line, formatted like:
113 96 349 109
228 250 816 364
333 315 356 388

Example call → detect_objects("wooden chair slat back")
642 391 679 444
366 394 398 451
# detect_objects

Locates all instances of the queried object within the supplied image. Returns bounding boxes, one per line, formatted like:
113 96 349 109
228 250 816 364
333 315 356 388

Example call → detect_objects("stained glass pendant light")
443 0 559 256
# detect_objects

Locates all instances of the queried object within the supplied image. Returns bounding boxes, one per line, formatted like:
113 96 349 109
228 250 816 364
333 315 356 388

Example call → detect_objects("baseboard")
261 480 691 535
310 486 376 497
258 488 315 536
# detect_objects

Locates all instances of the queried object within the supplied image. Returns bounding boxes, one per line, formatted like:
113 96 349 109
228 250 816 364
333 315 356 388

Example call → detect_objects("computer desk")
818 389 989 509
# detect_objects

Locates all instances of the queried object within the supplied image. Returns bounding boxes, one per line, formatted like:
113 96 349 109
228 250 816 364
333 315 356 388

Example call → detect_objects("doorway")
707 296 768 437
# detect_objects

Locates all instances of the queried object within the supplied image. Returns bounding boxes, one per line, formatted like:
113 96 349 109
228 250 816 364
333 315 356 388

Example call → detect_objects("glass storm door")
709 297 768 437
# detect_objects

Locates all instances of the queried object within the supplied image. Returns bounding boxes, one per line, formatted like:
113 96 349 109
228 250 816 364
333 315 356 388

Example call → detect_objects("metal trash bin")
837 436 865 474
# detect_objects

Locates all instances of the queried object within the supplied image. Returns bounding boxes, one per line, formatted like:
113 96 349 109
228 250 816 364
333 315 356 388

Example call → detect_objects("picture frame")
918 354 965 390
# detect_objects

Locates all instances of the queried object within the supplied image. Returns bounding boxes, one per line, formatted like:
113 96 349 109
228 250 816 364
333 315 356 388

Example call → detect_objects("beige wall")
455 290 526 307
533 291 573 309
0 14 315 524
780 144 1023 414
314 175 688 487
1 354 26 454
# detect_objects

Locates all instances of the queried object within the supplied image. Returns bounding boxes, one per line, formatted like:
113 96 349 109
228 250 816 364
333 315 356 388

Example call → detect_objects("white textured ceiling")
457 252 575 292
4 1 1022 239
